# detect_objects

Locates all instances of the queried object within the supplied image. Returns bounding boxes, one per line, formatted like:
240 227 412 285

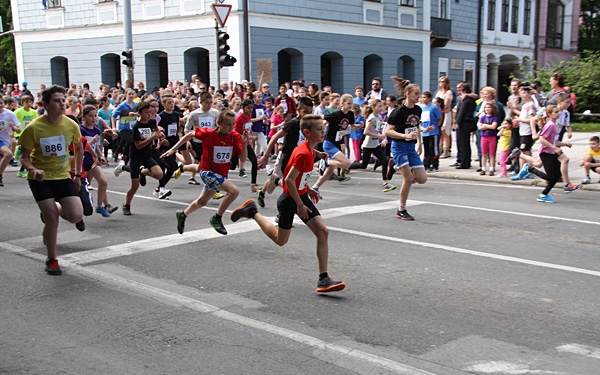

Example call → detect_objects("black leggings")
116 130 133 164
230 145 258 184
349 146 389 181
154 149 178 188
538 152 562 195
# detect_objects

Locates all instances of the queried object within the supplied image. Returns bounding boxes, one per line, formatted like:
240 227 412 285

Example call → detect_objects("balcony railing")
431 17 452 48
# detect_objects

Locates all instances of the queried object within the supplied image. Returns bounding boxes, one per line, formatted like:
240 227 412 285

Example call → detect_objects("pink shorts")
480 135 497 156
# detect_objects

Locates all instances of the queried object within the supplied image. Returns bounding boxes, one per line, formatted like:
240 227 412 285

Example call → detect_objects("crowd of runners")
1 73 599 289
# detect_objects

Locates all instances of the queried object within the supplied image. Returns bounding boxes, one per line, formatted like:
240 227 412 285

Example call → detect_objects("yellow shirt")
14 107 39 137
586 148 600 164
498 129 512 151
18 115 81 180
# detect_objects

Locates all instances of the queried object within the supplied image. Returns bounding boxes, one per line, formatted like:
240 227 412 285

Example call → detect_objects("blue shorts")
323 140 342 159
199 171 226 192
391 141 424 169
0 139 7 149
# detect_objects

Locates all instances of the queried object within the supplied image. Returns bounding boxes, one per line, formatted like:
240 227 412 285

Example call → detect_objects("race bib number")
404 127 417 135
421 111 430 123
138 127 152 140
244 122 252 130
0 120 6 131
298 171 311 190
255 108 264 118
213 146 233 164
121 116 136 130
40 135 66 157
280 102 288 114
198 117 213 129
85 136 97 150
297 129 306 145
167 123 178 137
335 130 350 142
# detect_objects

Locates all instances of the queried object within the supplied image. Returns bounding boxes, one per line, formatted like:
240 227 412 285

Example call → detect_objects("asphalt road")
1 163 599 375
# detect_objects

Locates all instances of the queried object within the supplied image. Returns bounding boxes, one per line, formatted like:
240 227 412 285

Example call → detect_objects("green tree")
579 0 600 54
0 0 16 82
524 51 600 114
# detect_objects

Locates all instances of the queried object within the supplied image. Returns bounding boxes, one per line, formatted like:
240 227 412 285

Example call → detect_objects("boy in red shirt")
230 114 346 293
161 110 248 235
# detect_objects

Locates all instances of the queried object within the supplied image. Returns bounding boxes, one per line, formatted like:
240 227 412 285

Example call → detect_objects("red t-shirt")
194 127 243 177
234 112 252 144
283 141 314 197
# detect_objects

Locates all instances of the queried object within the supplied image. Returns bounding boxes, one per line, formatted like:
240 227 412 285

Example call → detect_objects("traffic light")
122 49 133 68
217 30 236 68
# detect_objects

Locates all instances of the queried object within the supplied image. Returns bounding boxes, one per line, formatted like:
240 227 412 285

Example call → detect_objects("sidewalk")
427 132 600 192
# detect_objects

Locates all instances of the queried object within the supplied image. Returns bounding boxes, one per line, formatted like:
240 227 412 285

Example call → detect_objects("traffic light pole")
215 21 220 88
123 0 134 88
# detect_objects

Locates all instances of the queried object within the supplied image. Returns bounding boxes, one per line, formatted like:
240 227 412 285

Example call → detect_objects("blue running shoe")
537 194 556 203
514 163 529 180
95 205 111 217
526 173 535 179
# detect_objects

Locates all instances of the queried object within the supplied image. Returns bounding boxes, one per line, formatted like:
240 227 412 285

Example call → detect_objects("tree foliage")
579 0 600 54
520 51 600 114
0 0 16 82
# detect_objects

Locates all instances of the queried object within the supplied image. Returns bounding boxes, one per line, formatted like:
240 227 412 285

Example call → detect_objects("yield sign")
211 4 232 28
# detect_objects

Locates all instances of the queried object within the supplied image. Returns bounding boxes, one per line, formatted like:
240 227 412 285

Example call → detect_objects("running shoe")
510 163 529 180
212 192 225 200
257 190 265 208
318 159 328 176
386 159 396 181
123 204 131 216
114 163 124 177
153 188 160 197
395 209 414 221
158 188 172 200
382 183 397 193
251 184 259 193
537 194 556 203
582 176 591 185
266 173 278 194
525 173 535 179
188 178 200 185
338 176 351 182
9 158 18 167
139 168 147 186
95 205 111 217
173 162 184 179
209 214 227 235
239 169 247 178
17 170 27 178
45 258 62 276
230 199 258 222
339 168 347 179
316 276 346 293
508 147 521 161
105 204 118 214
75 219 86 231
176 210 186 234
563 183 581 193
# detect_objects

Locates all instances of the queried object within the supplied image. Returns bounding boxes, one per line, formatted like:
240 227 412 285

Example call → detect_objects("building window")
546 0 564 48
400 0 415 5
523 0 531 35
45 0 62 8
510 0 519 33
501 0 509 32
487 0 496 30
440 0 448 19
363 1 385 25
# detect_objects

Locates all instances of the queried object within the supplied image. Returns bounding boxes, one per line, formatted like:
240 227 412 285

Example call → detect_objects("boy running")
230 114 346 293
162 110 248 235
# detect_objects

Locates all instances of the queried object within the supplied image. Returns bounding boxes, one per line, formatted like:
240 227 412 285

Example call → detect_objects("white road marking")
464 361 562 374
1 241 441 375
556 343 600 359
327 225 600 277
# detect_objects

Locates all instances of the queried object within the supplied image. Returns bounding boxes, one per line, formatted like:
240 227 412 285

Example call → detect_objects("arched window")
50 56 69 87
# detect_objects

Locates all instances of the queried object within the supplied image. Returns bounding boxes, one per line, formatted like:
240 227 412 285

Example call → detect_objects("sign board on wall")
451 59 462 70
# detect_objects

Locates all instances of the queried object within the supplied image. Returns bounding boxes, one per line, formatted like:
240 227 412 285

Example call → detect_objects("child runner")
349 103 364 163
514 106 569 203
478 102 499 176
230 114 346 293
162 110 248 235
348 99 396 192
233 99 260 192
0 96 21 186
122 99 165 215
321 93 354 179
18 85 85 275
14 95 38 177
581 136 600 184
385 77 427 221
